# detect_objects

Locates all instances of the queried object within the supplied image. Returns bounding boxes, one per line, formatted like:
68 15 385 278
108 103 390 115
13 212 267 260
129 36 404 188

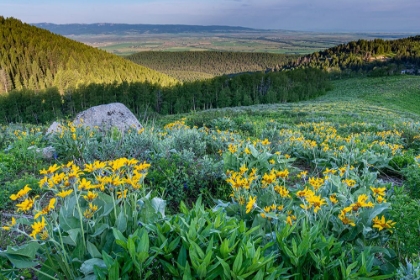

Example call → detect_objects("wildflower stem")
73 184 86 252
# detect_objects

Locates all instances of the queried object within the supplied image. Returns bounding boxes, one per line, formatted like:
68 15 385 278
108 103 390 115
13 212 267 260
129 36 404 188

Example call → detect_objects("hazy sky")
1 0 419 32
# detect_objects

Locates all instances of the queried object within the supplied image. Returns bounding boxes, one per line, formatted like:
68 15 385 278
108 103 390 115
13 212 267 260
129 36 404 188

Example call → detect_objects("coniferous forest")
0 17 177 94
283 36 420 76
0 68 330 124
126 51 298 81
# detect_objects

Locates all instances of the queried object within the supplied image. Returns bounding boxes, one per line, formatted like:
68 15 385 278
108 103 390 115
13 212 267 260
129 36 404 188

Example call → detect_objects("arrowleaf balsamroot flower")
30 217 47 239
372 215 396 233
246 196 257 214
34 198 56 219
16 196 37 212
1 217 16 230
10 185 32 200
57 189 73 198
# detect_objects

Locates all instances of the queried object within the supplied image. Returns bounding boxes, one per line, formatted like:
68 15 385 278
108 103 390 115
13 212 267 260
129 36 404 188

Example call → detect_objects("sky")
1 0 420 33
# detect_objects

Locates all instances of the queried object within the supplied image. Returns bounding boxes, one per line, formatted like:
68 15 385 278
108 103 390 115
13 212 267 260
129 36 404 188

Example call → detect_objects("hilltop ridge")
0 16 178 94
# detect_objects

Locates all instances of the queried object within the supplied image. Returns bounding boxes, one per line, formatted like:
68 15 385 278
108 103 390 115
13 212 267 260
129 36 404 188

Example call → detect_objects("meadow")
0 75 419 279
70 31 410 55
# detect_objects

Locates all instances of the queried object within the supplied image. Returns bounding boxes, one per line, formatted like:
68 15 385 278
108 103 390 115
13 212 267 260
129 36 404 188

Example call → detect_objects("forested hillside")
0 68 330 123
283 36 420 75
126 51 297 81
0 17 177 94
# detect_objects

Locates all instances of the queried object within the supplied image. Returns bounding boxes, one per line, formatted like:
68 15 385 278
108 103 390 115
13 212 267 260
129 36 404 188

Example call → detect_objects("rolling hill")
126 51 298 81
282 36 420 75
0 16 178 94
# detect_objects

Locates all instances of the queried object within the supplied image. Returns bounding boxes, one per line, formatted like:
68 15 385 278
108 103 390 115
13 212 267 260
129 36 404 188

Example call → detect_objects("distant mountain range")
33 23 258 35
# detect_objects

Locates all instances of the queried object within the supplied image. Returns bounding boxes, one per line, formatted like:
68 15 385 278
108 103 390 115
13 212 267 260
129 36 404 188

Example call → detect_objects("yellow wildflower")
246 196 257 214
329 194 338 204
309 177 324 190
40 164 60 175
228 144 237 154
83 191 98 201
40 230 49 240
16 197 37 212
30 217 47 239
117 189 128 199
1 217 16 231
261 139 271 145
78 178 92 190
338 210 355 227
370 187 386 197
34 198 56 219
276 169 289 179
297 170 308 179
342 179 356 188
57 189 73 198
372 215 396 233
10 185 32 201
306 195 327 213
274 185 290 198
376 195 386 203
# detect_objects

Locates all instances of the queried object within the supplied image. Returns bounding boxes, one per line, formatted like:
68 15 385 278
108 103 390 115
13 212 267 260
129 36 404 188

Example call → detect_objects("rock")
73 103 142 132
46 121 63 136
45 103 142 136
27 145 57 160
41 146 57 160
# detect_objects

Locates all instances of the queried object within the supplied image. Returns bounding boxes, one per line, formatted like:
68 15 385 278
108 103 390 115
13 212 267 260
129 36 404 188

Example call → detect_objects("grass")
1 74 420 277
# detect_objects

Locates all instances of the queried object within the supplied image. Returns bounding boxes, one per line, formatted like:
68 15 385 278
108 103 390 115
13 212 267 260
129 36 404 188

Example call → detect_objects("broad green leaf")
233 248 243 274
87 241 102 258
108 260 120 280
138 228 150 253
151 197 166 218
90 224 109 237
116 210 127 233
80 258 106 276
177 244 188 268
217 257 231 279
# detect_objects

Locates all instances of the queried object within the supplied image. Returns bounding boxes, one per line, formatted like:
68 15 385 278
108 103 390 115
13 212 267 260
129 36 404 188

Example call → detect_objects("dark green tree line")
126 51 297 81
282 36 420 76
0 68 331 124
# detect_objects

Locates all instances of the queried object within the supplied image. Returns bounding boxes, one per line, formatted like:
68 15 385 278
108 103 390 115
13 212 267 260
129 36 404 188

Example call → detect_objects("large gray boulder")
46 103 142 138
73 103 142 132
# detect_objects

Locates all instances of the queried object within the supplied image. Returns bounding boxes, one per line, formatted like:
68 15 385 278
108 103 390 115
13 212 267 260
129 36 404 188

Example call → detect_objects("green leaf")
98 192 115 218
59 206 79 232
102 251 114 267
127 236 136 258
151 197 166 218
217 257 231 279
177 244 188 268
87 241 102 258
182 261 193 280
233 248 243 274
112 227 127 249
90 224 109 237
80 258 106 276
138 228 150 253
116 210 127 233
108 260 120 280
63 228 80 246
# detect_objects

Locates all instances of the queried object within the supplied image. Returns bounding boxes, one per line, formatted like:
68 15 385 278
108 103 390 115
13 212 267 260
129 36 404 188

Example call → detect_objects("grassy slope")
165 75 420 127
321 75 420 115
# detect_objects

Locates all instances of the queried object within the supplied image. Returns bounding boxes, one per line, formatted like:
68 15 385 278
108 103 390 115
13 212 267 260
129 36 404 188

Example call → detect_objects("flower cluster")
2 158 150 240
